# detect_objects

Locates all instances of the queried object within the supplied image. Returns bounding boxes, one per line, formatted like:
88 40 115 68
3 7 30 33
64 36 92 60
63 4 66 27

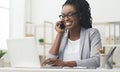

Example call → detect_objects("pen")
103 46 106 55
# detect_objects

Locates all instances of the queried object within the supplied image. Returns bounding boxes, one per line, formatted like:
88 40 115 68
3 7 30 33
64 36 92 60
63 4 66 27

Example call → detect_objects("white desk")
0 67 120 72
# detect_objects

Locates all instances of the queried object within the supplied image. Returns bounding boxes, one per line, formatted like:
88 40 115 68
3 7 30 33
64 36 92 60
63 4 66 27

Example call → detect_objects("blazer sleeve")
76 28 102 68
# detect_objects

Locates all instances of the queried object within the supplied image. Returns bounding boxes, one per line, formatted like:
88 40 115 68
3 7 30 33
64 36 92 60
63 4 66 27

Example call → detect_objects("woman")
44 0 102 68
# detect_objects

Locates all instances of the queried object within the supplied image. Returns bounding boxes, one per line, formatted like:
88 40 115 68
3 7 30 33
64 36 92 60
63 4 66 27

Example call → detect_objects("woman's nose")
64 16 69 21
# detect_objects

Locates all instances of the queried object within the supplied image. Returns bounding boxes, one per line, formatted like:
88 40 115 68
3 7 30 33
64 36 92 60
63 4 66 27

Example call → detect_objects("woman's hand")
43 58 65 67
55 21 65 33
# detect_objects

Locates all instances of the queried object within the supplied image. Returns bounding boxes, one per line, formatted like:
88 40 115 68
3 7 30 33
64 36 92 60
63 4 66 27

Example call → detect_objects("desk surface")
0 67 120 72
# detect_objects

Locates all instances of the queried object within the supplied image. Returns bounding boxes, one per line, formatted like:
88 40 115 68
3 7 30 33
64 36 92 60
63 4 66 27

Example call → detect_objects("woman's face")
61 5 79 29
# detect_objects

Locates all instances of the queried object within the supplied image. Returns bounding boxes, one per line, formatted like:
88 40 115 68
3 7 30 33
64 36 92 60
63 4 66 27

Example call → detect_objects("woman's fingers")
43 58 56 65
43 58 65 66
55 21 65 33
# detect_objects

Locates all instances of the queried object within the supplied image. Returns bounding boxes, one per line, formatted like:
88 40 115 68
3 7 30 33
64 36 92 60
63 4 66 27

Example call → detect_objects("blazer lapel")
79 27 86 59
58 32 68 60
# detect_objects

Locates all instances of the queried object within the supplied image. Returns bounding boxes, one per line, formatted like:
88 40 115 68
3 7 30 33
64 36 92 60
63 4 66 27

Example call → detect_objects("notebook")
7 37 41 68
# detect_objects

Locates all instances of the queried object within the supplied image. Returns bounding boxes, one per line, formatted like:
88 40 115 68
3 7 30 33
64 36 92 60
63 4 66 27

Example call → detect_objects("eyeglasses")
59 12 78 19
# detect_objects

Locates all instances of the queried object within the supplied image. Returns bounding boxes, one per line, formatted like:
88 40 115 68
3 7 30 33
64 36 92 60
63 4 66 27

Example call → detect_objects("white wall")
25 0 32 22
87 0 120 22
10 0 25 38
30 0 65 25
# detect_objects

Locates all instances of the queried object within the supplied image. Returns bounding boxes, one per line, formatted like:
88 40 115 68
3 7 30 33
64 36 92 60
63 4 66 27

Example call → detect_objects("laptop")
7 37 41 68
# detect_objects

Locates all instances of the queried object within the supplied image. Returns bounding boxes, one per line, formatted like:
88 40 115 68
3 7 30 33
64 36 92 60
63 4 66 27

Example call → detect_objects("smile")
66 22 72 26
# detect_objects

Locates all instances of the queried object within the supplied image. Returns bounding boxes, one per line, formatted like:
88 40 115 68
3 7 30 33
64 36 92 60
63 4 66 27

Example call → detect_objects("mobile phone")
59 22 65 29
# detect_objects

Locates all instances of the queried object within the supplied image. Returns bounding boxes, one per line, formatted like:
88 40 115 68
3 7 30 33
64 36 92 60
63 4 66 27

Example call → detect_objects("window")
0 0 9 49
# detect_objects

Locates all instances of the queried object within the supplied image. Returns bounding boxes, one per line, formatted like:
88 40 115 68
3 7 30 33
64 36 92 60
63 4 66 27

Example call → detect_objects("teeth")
66 22 71 25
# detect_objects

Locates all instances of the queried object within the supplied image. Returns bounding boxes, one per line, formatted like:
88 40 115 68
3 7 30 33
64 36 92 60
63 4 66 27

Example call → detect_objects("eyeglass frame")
59 12 78 19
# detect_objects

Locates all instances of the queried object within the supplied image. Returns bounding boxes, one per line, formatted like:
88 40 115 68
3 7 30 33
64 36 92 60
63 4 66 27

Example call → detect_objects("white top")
63 39 80 61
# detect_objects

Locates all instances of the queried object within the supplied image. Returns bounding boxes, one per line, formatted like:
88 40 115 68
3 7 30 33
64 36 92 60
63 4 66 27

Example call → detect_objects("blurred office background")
0 0 120 67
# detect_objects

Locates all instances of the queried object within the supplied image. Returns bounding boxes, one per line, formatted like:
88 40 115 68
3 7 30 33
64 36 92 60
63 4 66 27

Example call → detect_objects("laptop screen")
7 37 41 68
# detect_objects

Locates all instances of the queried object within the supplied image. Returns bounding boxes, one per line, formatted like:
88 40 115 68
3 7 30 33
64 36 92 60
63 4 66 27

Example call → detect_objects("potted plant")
38 38 44 45
0 50 6 67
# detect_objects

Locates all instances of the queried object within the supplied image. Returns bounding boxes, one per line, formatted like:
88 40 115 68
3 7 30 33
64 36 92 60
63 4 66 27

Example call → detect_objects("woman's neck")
68 27 81 41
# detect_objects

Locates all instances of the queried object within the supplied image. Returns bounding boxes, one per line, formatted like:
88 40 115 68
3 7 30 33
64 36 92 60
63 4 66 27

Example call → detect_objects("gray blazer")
47 27 102 67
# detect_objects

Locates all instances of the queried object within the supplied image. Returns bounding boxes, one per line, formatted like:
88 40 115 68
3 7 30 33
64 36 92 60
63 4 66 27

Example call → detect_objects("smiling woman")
44 0 102 68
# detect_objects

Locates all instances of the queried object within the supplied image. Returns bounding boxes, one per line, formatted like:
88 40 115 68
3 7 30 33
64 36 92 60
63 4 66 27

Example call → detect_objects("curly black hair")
62 0 92 28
